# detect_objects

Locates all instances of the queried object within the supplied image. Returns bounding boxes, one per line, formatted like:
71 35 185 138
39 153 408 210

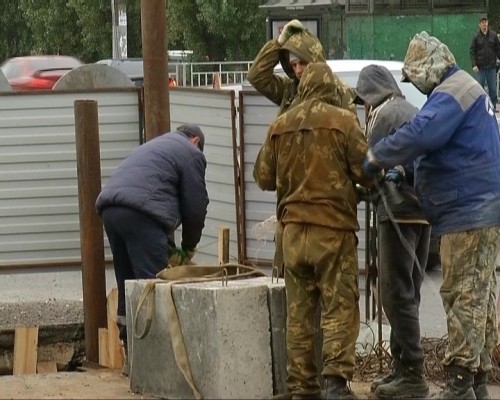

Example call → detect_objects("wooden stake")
218 226 230 264
98 328 109 368
13 326 39 375
107 288 124 369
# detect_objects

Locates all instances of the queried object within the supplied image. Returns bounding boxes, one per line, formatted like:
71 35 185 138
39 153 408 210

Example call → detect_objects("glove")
168 247 196 267
355 184 369 203
383 167 405 190
362 152 382 178
277 19 304 45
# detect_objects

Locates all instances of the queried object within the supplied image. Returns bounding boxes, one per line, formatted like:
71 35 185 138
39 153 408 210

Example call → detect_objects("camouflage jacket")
253 62 369 231
247 30 356 116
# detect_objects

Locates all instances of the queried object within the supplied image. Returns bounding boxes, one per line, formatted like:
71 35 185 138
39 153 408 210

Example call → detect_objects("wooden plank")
218 226 230 264
36 361 57 374
107 288 124 369
13 326 39 375
98 327 109 368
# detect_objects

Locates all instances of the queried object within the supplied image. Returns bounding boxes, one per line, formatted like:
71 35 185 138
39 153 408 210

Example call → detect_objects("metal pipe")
141 0 170 141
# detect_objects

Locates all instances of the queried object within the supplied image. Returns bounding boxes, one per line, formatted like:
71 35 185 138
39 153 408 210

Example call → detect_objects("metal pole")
141 0 170 141
74 100 107 363
111 0 127 59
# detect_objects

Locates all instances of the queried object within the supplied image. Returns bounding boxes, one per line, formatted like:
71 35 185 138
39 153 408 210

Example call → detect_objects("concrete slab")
126 278 273 400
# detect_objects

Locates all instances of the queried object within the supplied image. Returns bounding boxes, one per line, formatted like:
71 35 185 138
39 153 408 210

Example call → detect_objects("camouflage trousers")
440 226 500 372
283 223 360 395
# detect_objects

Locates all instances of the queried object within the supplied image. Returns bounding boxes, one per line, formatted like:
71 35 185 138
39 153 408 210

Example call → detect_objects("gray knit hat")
177 124 205 152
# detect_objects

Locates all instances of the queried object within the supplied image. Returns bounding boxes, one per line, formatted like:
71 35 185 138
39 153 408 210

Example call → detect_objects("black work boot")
375 360 429 399
324 376 357 400
433 365 476 399
370 358 402 392
473 371 491 400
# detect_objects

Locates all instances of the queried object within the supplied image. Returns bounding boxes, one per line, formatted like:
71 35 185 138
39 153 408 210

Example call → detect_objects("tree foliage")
0 0 267 64
0 1 33 61
20 0 82 58
168 0 267 61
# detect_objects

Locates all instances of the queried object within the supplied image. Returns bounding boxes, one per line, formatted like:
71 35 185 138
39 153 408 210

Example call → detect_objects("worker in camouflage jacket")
247 19 357 276
253 62 372 400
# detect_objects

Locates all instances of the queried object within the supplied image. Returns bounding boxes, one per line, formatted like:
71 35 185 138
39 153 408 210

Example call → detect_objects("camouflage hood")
354 64 402 107
279 29 326 80
298 62 343 107
269 62 347 134
402 31 456 95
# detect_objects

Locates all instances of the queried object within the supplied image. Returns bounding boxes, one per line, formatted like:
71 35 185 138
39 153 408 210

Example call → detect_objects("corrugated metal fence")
0 86 367 270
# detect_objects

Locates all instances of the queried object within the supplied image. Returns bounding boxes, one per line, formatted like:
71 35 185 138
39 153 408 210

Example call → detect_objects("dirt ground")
0 370 472 399
0 366 154 400
1 366 500 399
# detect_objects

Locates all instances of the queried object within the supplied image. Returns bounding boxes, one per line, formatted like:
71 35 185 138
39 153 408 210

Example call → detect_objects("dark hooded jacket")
95 130 209 250
355 64 428 224
247 29 356 116
253 62 369 230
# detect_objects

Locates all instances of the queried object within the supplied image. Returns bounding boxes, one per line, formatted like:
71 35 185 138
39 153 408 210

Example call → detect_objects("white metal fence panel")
240 91 368 269
170 88 238 265
0 89 140 266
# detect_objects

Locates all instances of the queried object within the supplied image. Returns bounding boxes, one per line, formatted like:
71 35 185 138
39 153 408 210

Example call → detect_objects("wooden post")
141 0 170 141
74 100 107 363
13 326 38 375
218 226 230 264
107 288 124 369
98 328 109 367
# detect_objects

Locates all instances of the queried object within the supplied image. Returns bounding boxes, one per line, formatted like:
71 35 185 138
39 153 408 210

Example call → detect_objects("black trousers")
378 221 431 362
101 206 169 342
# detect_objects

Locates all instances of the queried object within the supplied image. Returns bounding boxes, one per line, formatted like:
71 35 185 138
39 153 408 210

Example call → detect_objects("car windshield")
1 60 25 79
335 70 426 109
273 62 426 111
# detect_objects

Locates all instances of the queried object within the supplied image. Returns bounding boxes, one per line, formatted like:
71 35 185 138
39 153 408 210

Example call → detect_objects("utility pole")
141 0 170 140
112 0 127 59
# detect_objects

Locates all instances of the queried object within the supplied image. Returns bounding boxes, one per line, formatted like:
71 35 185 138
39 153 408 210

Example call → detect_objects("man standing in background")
470 15 500 112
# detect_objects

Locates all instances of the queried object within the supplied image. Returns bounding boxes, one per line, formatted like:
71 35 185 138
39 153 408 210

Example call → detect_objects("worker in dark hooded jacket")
363 31 500 399
95 124 209 373
354 64 431 399
254 62 372 400
247 19 358 277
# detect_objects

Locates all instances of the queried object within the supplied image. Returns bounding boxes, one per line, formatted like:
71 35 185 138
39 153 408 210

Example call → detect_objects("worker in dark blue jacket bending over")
95 124 209 374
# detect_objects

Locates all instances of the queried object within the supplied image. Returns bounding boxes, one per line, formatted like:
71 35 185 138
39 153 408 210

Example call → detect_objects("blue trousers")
101 206 170 343
476 67 498 108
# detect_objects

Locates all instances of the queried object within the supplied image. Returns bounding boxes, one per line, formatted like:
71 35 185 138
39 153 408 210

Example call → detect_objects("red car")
0 55 83 91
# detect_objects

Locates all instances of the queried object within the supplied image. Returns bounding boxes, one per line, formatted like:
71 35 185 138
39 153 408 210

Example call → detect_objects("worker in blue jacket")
363 31 500 399
96 124 209 375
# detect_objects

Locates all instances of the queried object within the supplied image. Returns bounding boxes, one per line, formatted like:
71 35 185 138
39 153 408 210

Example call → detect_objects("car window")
1 60 27 79
31 58 81 71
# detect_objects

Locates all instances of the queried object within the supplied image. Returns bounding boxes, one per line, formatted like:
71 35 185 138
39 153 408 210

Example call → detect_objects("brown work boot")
324 376 357 400
473 371 491 400
432 365 476 399
375 360 429 399
370 358 402 392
